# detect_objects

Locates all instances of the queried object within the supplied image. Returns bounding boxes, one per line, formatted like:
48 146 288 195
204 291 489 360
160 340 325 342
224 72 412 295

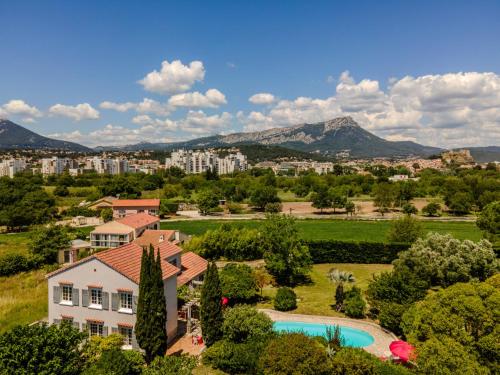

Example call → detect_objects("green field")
256 263 393 317
162 219 482 242
0 269 48 333
0 232 31 257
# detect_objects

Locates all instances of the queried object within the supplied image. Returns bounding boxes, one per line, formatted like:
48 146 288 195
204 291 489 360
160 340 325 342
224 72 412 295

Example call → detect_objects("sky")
1 0 500 148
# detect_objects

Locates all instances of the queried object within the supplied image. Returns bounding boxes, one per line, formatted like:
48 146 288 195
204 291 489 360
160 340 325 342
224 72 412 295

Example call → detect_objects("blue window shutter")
72 288 79 306
53 286 61 304
102 292 109 310
82 289 89 307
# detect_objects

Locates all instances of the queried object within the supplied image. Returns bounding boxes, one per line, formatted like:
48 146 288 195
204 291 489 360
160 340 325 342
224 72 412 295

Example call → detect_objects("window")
61 285 73 304
90 288 102 307
63 250 71 263
89 322 103 337
119 326 133 346
119 292 133 312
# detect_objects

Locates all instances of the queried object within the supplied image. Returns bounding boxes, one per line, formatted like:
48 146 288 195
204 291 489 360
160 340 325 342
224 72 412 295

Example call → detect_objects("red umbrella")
221 297 229 306
389 340 416 362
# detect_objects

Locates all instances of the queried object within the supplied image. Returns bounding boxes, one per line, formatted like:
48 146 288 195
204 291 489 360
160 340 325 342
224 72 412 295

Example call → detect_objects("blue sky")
1 0 499 147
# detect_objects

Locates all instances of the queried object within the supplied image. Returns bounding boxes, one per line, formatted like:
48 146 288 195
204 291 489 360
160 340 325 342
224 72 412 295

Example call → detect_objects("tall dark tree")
136 246 168 363
200 262 223 347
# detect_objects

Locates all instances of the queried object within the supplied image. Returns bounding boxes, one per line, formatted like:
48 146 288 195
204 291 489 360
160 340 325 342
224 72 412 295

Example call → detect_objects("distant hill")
465 146 500 163
109 117 443 158
0 119 91 152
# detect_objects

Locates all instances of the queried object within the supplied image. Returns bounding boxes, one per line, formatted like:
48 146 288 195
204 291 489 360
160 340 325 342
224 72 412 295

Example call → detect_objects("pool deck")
260 309 397 357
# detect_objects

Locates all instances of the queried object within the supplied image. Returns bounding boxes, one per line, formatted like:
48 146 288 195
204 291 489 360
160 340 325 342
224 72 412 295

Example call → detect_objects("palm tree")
327 268 355 283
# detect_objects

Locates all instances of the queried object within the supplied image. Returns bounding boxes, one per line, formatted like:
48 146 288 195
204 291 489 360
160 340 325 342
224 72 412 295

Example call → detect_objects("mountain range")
0 119 91 152
1 117 499 161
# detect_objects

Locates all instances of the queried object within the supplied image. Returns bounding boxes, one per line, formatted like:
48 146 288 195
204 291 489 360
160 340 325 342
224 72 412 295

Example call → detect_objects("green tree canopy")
476 201 499 241
393 233 499 287
196 190 220 215
222 305 274 344
387 215 424 243
402 281 499 373
261 214 312 285
219 263 258 303
29 224 72 264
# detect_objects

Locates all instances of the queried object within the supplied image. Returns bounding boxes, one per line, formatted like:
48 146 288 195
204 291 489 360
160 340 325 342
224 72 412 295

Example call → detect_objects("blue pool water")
273 321 374 348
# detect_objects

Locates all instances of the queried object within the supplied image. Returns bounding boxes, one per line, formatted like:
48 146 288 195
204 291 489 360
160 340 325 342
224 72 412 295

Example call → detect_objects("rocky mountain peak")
323 116 360 132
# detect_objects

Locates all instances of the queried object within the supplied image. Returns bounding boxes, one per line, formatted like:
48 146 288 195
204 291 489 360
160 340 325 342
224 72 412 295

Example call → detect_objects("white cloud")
49 103 100 121
100 98 172 116
178 110 232 135
0 99 42 119
249 93 276 105
168 89 227 108
138 59 205 94
239 71 500 147
326 75 335 84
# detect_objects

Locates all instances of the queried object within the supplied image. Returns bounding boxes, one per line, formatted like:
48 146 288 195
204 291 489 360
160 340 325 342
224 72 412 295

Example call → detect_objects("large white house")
47 241 207 348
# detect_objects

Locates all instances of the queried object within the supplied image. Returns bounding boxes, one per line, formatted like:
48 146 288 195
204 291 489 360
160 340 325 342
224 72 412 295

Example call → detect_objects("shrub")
0 253 41 276
274 287 297 311
307 240 409 264
219 263 258 303
422 202 441 217
222 306 274 343
343 287 366 318
387 215 423 243
259 333 331 375
264 202 283 213
143 355 197 375
329 348 377 375
377 302 408 336
203 339 264 374
54 185 70 197
227 202 244 214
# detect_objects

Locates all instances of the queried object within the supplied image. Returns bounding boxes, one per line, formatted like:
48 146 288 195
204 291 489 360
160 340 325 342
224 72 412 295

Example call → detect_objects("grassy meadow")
0 232 31 257
256 263 393 317
162 219 482 242
0 269 48 333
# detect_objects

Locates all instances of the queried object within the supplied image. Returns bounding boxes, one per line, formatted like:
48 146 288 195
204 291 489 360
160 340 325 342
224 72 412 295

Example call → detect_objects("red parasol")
221 296 229 306
389 340 416 362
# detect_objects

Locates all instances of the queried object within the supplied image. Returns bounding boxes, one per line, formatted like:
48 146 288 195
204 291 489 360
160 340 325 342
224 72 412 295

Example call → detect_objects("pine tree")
200 262 223 347
135 246 168 363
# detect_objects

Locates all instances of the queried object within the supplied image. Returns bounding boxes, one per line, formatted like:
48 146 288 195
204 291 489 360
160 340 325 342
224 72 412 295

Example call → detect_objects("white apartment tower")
165 149 248 175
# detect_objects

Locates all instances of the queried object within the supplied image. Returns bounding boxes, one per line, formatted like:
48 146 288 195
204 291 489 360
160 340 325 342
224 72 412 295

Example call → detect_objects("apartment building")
112 199 160 219
0 158 27 178
47 241 207 347
165 149 248 175
90 213 160 248
85 157 129 175
41 157 78 175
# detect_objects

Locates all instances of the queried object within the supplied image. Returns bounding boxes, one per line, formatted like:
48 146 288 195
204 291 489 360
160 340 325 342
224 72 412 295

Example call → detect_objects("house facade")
112 199 160 219
90 213 160 249
47 243 180 348
58 239 91 264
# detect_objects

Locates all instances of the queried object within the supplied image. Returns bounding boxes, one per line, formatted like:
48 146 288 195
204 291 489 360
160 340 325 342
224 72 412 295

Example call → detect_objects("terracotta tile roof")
112 199 160 208
156 239 183 259
116 213 159 229
133 229 176 247
177 252 208 286
95 243 179 283
46 242 180 284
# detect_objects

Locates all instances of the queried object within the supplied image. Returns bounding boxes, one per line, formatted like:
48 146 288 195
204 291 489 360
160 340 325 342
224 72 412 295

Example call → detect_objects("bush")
422 202 441 217
259 333 331 375
307 240 409 264
0 253 41 276
54 185 70 197
264 202 282 213
377 302 408 336
343 287 366 318
227 202 244 214
143 355 197 375
274 287 297 311
219 263 258 303
222 306 274 343
387 215 423 243
203 339 264 374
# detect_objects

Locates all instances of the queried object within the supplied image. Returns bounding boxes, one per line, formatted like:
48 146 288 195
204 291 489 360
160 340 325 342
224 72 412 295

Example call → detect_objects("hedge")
305 240 410 264
0 254 41 277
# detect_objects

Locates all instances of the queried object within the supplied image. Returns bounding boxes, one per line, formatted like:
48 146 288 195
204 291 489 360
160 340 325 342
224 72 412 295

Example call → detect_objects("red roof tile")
156 240 183 259
47 242 180 284
177 252 208 286
133 229 176 247
116 213 159 229
112 199 160 208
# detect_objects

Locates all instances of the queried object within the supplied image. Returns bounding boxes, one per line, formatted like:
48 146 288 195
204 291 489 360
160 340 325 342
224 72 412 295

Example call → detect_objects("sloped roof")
112 199 160 208
91 221 134 234
133 229 176 247
116 213 159 229
47 243 180 283
177 252 208 286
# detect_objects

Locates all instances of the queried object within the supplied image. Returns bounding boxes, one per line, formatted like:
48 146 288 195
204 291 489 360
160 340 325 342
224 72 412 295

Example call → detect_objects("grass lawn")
162 219 482 242
0 232 31 257
277 190 311 202
0 269 48 333
256 263 392 317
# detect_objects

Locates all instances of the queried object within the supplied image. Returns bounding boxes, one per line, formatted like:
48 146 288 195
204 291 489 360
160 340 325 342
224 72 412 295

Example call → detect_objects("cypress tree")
200 262 223 347
135 245 168 363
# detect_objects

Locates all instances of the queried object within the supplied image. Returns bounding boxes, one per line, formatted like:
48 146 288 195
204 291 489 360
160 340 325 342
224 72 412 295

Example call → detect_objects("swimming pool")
273 321 375 348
